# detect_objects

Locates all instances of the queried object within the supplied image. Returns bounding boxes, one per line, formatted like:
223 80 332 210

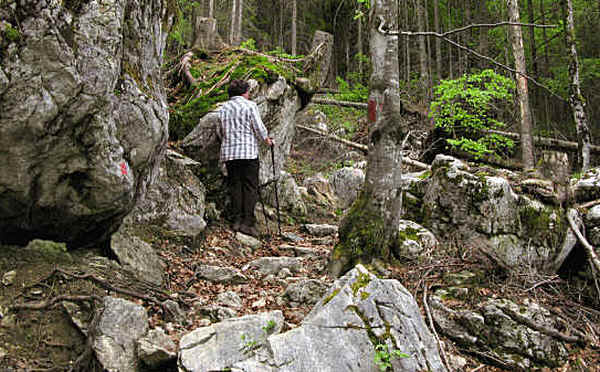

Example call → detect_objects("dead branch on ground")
311 98 368 109
567 209 600 275
179 51 197 86
11 295 102 311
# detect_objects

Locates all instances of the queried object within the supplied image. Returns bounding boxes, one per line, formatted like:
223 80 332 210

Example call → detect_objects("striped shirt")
218 96 269 162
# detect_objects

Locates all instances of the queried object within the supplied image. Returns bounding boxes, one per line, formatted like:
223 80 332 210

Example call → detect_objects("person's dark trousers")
226 158 259 228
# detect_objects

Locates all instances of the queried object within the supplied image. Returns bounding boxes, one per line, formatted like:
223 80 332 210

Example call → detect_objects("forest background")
167 0 600 155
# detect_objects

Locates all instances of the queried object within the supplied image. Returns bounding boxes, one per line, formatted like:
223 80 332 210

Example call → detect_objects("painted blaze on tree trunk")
329 0 420 277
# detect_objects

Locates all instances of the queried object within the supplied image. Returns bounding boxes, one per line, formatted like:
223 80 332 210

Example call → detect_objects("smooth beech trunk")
507 0 535 170
563 0 592 171
330 0 419 277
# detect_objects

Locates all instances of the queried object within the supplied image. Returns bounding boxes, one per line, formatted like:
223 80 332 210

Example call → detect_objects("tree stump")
192 17 224 51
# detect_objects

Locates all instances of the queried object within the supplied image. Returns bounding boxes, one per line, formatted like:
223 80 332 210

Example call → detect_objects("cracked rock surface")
0 0 170 247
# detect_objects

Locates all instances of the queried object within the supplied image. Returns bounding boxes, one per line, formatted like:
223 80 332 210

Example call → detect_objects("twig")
502 306 592 345
11 295 102 311
525 275 560 292
297 124 368 153
469 366 486 372
54 268 163 305
567 209 600 275
579 198 600 209
197 60 241 99
376 16 565 102
311 97 368 109
423 281 451 371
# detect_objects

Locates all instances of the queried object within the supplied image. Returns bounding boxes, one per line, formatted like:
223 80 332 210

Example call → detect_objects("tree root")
11 295 102 311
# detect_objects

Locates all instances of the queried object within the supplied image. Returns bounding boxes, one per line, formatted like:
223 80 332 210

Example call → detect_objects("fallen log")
567 209 600 275
487 129 600 154
311 98 368 109
296 125 430 170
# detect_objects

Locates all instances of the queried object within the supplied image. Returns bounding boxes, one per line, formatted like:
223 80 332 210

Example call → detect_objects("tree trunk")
230 0 237 45
208 0 214 18
330 0 417 277
416 0 429 101
433 0 442 81
563 0 592 171
404 0 411 82
291 0 297 55
279 0 284 49
448 0 453 78
358 13 363 77
507 0 535 170
478 0 490 69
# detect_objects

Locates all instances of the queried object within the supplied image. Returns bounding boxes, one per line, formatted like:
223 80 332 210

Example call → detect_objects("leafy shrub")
330 76 368 103
429 69 516 159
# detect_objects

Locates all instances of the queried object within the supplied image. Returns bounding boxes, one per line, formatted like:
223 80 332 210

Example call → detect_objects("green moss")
332 191 387 275
360 291 371 301
417 170 431 180
3 25 21 43
519 204 564 246
351 272 372 297
397 227 419 245
322 288 341 305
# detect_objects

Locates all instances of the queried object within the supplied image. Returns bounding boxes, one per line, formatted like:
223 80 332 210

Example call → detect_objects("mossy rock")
24 239 73 263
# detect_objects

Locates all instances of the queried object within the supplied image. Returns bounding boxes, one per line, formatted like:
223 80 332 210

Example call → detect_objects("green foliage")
373 343 409 371
3 24 20 42
169 50 303 140
330 76 368 103
429 69 516 159
240 38 257 51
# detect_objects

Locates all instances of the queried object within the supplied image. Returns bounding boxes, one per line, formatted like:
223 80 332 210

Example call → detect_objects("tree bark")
208 0 214 18
291 0 297 55
433 0 442 80
279 0 284 49
416 0 429 100
330 0 419 277
230 0 238 45
358 12 363 77
507 0 535 170
562 0 592 171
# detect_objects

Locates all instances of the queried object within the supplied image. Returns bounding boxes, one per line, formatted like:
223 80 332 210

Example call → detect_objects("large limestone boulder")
329 167 365 209
430 291 569 369
411 155 573 273
124 150 206 236
267 264 446 371
178 311 285 372
110 227 164 286
0 0 170 247
92 297 149 372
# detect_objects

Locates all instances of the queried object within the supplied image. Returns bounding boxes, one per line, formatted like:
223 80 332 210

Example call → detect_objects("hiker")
217 79 273 237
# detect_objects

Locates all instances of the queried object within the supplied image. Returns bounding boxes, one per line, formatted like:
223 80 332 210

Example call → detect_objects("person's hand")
265 137 274 147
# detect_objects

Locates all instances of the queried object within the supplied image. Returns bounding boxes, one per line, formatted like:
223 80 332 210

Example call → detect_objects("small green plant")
262 320 276 333
240 334 258 352
3 24 21 42
374 343 409 371
240 38 257 51
331 76 368 103
429 69 516 159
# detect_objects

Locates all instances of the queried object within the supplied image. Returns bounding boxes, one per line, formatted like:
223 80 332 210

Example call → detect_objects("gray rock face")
125 150 206 236
282 278 329 306
268 265 446 371
182 77 303 207
110 227 164 286
573 168 600 203
178 311 284 372
303 174 337 207
92 297 149 372
243 257 303 276
137 327 177 369
430 292 568 369
329 167 365 209
411 155 570 273
196 264 248 284
303 223 338 237
0 0 170 247
264 171 306 216
394 220 438 260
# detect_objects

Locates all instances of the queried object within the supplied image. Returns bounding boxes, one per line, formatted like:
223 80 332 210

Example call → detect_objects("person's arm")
250 103 273 147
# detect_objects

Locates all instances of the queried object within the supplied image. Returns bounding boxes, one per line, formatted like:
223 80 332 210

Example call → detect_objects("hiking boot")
239 224 259 238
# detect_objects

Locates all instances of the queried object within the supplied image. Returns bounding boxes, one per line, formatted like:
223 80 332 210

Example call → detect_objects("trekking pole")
270 145 282 236
257 184 271 238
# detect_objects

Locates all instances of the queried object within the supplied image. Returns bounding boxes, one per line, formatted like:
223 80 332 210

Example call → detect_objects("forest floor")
0 103 599 371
